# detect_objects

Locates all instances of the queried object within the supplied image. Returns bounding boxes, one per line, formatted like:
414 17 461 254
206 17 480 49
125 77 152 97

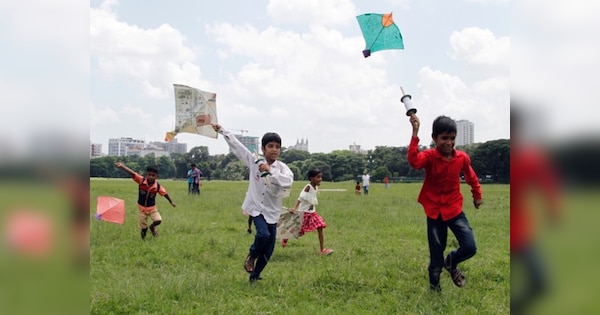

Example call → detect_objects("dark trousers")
249 214 277 278
510 244 548 314
427 211 477 285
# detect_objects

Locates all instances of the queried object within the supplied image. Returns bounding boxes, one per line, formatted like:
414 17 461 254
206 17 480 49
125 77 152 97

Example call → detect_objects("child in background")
281 169 333 256
115 162 176 239
354 181 361 195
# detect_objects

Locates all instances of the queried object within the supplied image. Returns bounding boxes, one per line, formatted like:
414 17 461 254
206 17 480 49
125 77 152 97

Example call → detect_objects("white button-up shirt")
220 128 294 224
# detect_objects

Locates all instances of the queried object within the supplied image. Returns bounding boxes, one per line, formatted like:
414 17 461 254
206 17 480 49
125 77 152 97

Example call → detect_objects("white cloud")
266 0 357 26
91 6 201 99
448 27 509 70
90 101 120 127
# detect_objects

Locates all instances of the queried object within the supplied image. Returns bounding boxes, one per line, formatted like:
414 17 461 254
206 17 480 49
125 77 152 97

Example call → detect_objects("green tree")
280 149 311 164
470 139 510 183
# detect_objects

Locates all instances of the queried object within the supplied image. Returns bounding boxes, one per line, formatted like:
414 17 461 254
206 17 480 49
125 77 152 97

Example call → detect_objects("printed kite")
277 208 303 240
95 196 125 225
165 84 219 141
356 12 404 58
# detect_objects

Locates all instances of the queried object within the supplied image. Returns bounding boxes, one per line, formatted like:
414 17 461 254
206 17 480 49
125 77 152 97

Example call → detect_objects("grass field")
90 179 509 314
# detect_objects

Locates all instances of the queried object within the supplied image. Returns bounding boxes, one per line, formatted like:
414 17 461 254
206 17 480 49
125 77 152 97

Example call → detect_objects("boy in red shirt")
115 162 176 239
407 114 483 292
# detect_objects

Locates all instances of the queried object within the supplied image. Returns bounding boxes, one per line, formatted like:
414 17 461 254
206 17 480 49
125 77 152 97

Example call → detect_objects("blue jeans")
426 211 477 285
249 214 277 279
362 185 369 195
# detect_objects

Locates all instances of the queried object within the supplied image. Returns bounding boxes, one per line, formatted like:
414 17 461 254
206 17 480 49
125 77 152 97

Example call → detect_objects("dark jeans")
510 244 548 314
192 183 200 195
249 214 277 279
427 211 477 285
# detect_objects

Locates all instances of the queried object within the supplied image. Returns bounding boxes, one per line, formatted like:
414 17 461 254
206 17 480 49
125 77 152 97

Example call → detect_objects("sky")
90 0 510 155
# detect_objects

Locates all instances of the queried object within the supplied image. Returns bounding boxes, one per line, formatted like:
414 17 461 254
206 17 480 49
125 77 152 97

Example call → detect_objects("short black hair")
307 169 322 179
191 163 197 167
432 115 457 138
146 165 159 174
261 132 282 147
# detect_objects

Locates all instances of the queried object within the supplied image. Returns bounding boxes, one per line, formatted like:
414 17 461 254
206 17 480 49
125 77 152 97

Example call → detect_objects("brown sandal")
447 267 466 287
445 255 466 287
244 254 256 273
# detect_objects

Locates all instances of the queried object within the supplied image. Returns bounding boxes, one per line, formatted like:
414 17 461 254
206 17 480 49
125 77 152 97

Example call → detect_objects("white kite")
165 84 219 141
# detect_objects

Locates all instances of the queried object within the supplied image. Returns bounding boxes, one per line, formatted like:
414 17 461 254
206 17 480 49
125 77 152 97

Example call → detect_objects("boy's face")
310 173 323 186
262 142 281 163
433 131 456 156
146 171 158 183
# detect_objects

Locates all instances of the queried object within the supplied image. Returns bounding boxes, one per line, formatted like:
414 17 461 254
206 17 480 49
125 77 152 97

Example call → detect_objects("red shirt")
510 146 560 251
408 136 482 221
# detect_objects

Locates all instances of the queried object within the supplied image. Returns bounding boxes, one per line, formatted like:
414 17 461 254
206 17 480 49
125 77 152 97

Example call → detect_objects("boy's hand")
410 114 420 136
115 162 123 168
211 123 222 132
474 199 483 209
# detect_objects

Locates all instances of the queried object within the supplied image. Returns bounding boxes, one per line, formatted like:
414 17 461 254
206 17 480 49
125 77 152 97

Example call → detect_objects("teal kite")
356 12 404 58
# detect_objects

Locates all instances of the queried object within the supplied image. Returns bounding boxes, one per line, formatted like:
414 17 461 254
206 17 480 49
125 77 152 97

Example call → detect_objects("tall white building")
456 119 474 146
108 137 145 156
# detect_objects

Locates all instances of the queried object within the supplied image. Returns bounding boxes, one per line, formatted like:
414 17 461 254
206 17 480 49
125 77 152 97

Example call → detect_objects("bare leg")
317 227 325 251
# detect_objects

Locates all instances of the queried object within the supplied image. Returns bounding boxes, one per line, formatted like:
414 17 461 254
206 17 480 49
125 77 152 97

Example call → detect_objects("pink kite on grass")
95 196 125 225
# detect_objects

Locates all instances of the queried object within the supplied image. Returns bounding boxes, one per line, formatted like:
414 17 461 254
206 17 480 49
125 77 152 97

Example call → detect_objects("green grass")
90 179 509 314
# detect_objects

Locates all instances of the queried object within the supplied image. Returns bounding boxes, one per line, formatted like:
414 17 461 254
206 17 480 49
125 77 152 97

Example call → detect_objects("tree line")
90 139 510 183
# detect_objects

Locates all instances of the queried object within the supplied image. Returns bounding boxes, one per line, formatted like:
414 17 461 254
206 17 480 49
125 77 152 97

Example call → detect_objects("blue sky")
90 0 511 155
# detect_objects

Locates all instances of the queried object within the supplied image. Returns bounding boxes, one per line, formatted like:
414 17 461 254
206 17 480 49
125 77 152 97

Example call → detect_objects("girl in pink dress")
281 169 333 255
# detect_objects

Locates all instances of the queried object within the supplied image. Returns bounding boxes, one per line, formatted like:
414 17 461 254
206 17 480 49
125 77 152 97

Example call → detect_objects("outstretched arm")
115 162 136 177
164 193 176 207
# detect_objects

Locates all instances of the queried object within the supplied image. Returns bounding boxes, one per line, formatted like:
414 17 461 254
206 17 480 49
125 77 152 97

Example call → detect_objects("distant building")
456 120 475 146
90 142 103 158
349 142 364 154
108 137 145 156
107 137 189 157
126 144 170 157
289 138 309 152
233 135 259 153
150 138 187 154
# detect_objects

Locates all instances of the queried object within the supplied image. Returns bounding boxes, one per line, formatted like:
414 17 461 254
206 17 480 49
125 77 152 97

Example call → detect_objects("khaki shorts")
138 209 162 229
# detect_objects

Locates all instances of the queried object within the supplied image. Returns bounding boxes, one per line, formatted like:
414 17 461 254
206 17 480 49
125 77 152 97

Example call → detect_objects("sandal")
444 255 466 287
244 254 256 273
320 248 334 256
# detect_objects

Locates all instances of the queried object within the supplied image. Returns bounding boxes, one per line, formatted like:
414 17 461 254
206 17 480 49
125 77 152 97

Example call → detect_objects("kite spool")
400 87 417 116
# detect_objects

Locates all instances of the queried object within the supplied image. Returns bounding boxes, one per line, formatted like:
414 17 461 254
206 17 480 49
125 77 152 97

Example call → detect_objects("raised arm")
211 123 255 167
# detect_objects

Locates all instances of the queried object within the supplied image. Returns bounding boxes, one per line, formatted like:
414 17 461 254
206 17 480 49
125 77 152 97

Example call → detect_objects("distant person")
211 123 294 283
114 162 176 240
407 114 483 292
510 105 562 314
190 163 202 195
361 172 371 195
354 181 361 196
186 167 194 194
281 169 333 256
384 176 390 189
